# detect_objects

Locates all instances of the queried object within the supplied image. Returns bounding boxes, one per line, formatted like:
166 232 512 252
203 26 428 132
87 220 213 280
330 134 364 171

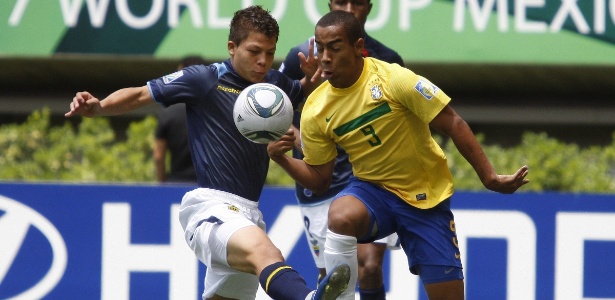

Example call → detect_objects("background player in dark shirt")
65 6 350 300
279 1 403 299
154 56 206 184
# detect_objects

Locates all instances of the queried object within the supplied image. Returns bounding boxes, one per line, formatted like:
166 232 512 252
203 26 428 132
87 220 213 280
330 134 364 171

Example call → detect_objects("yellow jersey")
300 58 454 209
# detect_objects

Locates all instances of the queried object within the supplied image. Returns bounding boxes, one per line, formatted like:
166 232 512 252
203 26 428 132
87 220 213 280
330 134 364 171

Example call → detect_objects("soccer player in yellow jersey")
268 10 529 300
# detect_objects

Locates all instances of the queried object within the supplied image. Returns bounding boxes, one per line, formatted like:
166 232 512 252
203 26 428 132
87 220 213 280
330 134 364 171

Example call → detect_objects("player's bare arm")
267 130 334 194
430 105 529 194
65 86 153 118
289 125 302 153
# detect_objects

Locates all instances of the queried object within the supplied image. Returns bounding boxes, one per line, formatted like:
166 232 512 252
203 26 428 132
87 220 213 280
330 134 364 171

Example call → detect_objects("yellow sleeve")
389 66 451 123
299 101 337 166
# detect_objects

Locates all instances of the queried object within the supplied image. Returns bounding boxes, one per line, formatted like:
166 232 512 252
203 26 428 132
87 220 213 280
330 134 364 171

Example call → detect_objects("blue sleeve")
147 65 217 107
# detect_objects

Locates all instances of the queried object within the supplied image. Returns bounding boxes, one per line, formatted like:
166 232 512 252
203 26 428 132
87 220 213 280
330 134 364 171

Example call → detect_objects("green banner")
1 0 614 65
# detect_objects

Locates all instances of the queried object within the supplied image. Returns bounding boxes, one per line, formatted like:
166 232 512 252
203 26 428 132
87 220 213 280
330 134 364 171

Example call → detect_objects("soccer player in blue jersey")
65 6 350 300
268 10 529 300
278 1 403 299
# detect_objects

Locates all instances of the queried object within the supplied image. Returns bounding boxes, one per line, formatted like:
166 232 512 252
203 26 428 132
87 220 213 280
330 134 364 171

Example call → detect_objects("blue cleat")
312 264 350 300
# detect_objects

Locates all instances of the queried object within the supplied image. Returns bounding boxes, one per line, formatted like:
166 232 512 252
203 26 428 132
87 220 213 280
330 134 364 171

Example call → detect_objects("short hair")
316 10 363 44
228 6 279 46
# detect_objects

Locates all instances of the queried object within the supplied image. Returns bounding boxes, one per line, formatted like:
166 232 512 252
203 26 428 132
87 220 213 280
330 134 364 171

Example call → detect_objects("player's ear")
228 41 236 55
355 38 365 56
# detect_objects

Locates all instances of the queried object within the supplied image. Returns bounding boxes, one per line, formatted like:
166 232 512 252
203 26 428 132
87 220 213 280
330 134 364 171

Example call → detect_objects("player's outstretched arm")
430 105 529 194
65 86 153 118
267 129 334 194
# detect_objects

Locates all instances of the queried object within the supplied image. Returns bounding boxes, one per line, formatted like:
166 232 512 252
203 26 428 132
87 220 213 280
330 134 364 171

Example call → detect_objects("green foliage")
266 154 295 187
1 109 614 193
0 108 156 182
443 132 615 193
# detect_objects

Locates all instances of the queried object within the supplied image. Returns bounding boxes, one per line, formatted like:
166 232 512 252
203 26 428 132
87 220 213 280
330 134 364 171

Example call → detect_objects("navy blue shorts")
337 177 463 282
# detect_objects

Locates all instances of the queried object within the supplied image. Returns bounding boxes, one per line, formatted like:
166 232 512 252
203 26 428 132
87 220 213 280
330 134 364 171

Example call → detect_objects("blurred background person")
154 55 206 184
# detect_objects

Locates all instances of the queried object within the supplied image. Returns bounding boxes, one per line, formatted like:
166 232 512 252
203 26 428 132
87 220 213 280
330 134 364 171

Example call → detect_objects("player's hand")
298 37 321 83
485 165 529 194
267 129 295 159
65 91 101 118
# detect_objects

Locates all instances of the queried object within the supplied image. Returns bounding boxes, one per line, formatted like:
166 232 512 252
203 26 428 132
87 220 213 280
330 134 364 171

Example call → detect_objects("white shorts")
180 188 266 300
299 198 400 269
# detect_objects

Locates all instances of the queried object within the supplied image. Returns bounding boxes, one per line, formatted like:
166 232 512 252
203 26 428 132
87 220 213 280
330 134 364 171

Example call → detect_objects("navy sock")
359 285 386 300
259 262 313 300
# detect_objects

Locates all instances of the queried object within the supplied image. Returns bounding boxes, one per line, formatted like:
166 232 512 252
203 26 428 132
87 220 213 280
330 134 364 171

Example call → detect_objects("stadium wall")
1 183 614 299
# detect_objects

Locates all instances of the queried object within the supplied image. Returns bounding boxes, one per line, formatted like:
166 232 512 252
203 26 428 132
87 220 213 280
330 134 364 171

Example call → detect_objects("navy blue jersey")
279 34 404 205
148 60 304 202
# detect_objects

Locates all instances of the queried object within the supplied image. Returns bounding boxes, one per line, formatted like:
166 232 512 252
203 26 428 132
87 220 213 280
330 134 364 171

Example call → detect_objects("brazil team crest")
370 84 383 100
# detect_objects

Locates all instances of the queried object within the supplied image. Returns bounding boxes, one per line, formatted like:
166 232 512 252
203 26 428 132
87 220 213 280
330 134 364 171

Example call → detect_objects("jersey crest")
370 84 383 100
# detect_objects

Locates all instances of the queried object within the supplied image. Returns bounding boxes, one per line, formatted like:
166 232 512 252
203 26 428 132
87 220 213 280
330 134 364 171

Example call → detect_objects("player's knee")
358 259 383 278
360 265 382 279
327 197 369 236
244 245 284 274
255 243 284 261
359 257 382 270
327 211 355 234
239 235 284 269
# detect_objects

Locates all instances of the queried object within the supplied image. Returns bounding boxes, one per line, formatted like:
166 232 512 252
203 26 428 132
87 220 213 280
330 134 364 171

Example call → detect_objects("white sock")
324 229 357 300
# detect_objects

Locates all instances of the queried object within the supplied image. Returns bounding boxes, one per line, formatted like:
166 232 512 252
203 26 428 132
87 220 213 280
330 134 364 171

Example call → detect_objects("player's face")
329 0 372 26
315 25 364 88
228 31 277 83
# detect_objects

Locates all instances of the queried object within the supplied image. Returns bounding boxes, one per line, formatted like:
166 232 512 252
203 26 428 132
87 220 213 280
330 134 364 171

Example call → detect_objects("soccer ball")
233 83 293 144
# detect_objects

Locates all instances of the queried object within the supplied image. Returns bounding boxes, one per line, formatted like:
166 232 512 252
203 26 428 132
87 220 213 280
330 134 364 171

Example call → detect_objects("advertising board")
2 0 615 65
1 183 614 299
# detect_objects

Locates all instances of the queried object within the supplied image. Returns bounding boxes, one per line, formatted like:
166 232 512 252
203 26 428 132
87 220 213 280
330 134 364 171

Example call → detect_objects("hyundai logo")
0 195 67 299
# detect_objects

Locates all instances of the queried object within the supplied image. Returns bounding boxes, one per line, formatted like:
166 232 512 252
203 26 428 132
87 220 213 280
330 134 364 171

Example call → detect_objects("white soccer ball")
233 83 293 144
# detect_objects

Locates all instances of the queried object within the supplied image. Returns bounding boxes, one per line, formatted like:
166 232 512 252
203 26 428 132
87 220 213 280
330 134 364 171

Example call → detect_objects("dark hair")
228 6 279 46
316 10 363 44
178 55 206 69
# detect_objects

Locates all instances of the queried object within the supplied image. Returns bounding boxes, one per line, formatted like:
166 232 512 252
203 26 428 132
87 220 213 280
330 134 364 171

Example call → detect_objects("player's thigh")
423 279 464 300
328 195 372 236
335 178 398 241
395 199 462 273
